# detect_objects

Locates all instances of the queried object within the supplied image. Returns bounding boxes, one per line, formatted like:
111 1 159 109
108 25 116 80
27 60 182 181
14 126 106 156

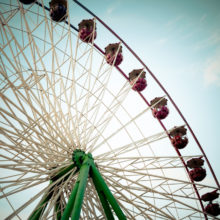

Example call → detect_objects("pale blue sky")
0 0 219 218
79 0 220 179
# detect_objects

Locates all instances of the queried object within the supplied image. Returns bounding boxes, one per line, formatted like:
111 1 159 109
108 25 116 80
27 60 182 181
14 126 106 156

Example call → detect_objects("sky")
0 0 220 218
80 0 220 180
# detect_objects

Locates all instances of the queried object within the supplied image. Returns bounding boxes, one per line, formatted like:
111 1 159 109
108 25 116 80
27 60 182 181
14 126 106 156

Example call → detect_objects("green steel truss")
29 149 126 220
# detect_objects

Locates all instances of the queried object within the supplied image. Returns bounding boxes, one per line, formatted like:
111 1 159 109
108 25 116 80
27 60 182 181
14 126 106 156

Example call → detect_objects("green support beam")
55 196 62 220
60 177 80 219
92 174 115 220
71 155 90 219
61 154 91 220
30 150 126 220
29 164 75 220
28 189 53 220
50 164 75 182
90 164 127 220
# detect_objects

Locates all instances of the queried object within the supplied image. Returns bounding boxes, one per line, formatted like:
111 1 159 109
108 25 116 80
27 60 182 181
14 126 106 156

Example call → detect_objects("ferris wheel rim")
66 1 219 218
0 0 219 219
71 0 220 191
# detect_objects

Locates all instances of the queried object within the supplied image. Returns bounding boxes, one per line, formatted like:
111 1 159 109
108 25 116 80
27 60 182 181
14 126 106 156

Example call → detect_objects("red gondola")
201 190 219 202
150 97 169 120
49 0 67 22
205 203 220 216
129 69 147 92
105 43 123 66
170 126 188 149
186 157 204 169
78 19 97 43
189 167 206 182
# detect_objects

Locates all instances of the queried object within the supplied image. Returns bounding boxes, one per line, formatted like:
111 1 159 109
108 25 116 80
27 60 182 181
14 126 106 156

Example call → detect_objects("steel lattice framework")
0 0 219 219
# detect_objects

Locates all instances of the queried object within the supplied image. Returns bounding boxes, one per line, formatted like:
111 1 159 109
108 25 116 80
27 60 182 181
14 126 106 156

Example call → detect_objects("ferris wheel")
0 0 220 219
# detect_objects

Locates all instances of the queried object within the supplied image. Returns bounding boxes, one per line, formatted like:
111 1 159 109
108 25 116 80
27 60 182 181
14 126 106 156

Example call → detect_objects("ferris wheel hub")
72 149 93 169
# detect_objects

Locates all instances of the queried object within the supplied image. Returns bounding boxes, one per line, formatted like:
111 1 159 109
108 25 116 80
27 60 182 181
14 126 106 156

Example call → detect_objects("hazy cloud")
203 49 220 86
107 6 115 15
156 38 168 45
200 14 207 22
194 29 220 51
165 15 184 28
106 1 121 15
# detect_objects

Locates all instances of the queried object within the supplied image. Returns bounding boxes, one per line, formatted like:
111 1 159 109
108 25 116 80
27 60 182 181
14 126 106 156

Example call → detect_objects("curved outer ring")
35 1 220 218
